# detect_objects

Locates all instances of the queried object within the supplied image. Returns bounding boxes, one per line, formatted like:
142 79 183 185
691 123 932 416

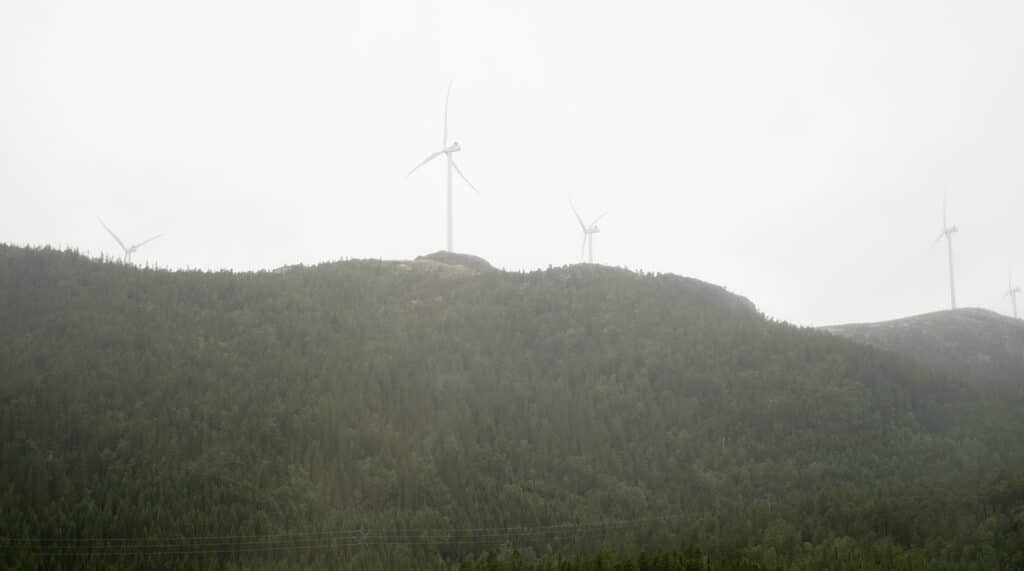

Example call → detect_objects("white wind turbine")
98 218 163 264
934 195 959 310
1007 274 1021 319
570 200 606 264
408 81 479 252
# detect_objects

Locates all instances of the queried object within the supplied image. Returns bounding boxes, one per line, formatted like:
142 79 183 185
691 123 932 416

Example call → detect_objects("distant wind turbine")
98 218 163 264
1008 275 1021 319
570 200 606 264
934 195 959 310
408 81 479 252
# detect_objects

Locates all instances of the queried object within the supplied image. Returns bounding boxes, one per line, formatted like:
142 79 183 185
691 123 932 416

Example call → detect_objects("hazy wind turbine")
570 200 606 264
1008 275 1021 319
408 81 479 252
98 218 163 264
934 196 959 310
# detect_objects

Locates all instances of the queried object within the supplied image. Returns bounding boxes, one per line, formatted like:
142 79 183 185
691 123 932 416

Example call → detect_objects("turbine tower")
934 196 959 310
570 200 606 264
98 218 163 264
1008 275 1021 319
408 81 479 252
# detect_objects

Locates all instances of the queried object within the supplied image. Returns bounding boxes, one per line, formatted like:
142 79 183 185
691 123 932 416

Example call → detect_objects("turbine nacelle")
97 217 163 264
937 194 958 310
408 82 479 251
1009 278 1022 318
935 225 958 243
569 198 607 264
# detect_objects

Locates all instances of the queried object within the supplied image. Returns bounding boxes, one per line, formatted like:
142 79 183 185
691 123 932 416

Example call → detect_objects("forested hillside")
824 308 1024 388
2 245 1024 570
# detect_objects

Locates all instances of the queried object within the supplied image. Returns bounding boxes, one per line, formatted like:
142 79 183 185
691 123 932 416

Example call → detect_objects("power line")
0 514 682 557
1 514 680 544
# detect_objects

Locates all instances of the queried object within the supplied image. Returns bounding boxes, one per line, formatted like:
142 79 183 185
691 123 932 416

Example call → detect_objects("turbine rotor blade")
569 199 586 231
98 217 128 252
408 151 444 176
451 159 479 194
133 234 164 250
591 212 608 226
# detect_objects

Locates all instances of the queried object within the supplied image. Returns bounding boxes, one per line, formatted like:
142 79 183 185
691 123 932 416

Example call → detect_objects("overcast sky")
2 0 1022 326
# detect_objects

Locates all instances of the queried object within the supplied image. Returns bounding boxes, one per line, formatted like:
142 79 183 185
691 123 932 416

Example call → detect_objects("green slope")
2 245 1023 569
824 308 1024 387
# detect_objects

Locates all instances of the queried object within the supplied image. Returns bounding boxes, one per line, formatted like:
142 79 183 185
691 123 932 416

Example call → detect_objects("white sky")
2 0 1022 326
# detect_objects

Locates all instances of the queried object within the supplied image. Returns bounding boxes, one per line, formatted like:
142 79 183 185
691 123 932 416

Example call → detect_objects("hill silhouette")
415 250 496 274
2 244 1024 569
824 308 1024 386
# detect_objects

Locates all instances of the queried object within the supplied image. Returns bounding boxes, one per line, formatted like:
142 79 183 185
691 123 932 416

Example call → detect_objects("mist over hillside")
824 308 1024 387
2 245 1024 569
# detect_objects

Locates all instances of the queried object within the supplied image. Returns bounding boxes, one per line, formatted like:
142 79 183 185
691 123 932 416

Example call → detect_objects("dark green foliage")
1 245 1023 569
454 546 768 571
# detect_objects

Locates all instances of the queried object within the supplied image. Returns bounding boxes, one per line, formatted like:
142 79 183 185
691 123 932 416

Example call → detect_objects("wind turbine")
98 218 163 264
934 195 959 310
570 200 606 264
1008 274 1021 319
408 81 479 252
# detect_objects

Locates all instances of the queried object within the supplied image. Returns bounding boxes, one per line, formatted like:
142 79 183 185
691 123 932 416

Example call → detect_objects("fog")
2 0 1023 326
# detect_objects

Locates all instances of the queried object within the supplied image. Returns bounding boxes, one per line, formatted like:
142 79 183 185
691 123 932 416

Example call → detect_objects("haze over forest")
3 0 1024 326
3 246 1024 569
4 1 1024 570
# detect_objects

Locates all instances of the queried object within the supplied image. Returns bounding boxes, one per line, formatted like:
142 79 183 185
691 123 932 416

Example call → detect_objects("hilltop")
2 244 1024 569
414 250 496 274
824 308 1024 386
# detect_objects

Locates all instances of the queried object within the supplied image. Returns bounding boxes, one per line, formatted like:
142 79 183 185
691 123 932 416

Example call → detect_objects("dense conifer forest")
2 245 1024 569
